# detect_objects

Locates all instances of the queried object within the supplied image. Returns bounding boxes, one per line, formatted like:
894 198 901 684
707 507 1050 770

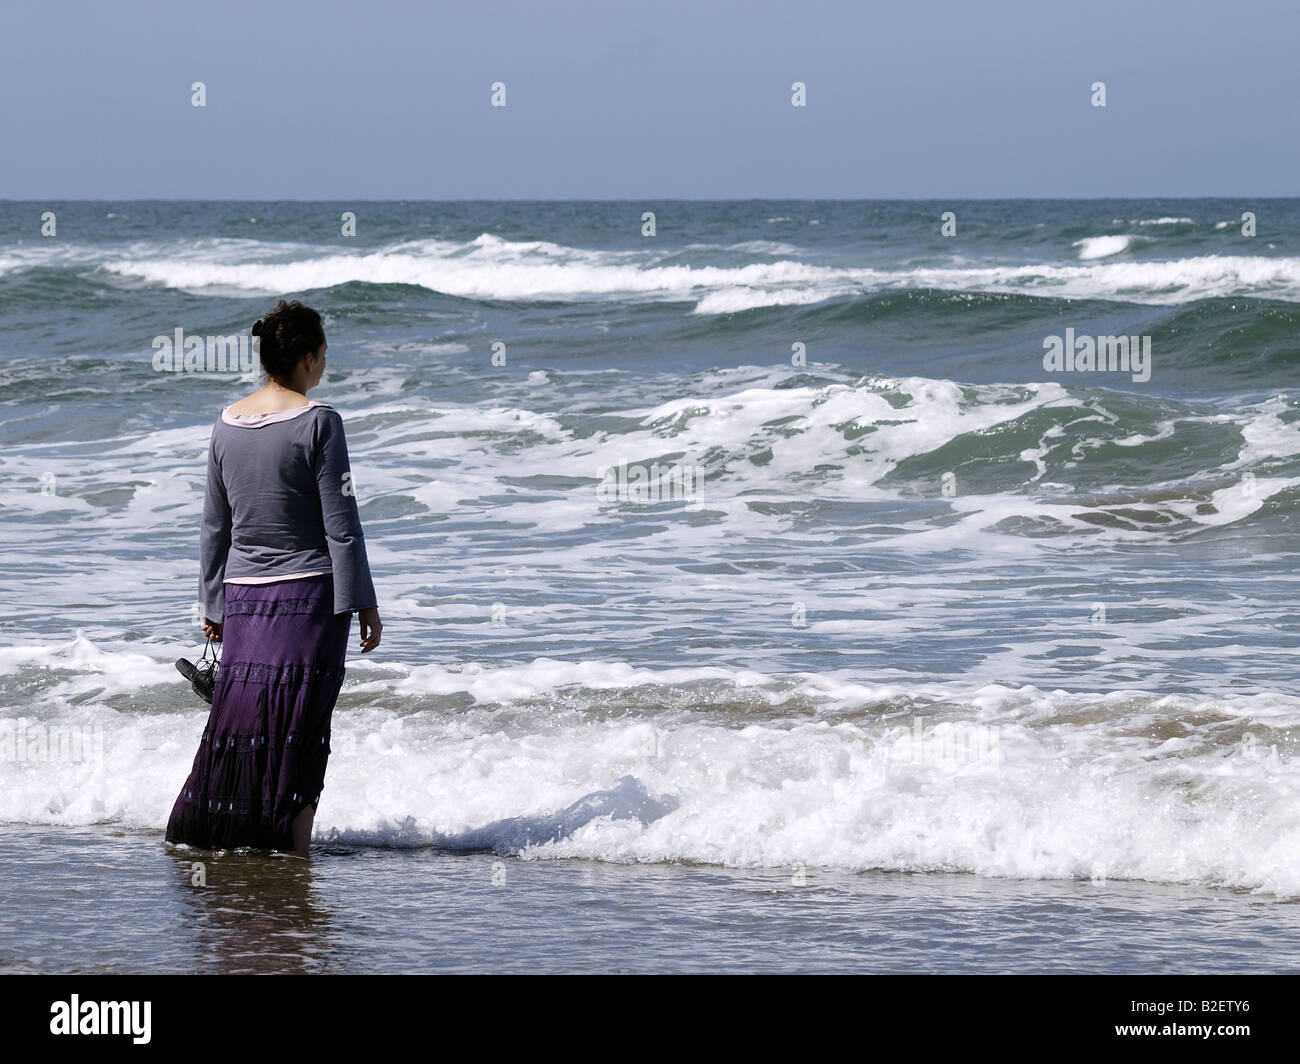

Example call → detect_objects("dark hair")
251 300 325 380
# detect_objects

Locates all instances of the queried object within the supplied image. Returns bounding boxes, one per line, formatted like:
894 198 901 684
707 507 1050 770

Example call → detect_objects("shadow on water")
164 848 340 974
157 776 679 972
314 774 680 854
433 775 679 854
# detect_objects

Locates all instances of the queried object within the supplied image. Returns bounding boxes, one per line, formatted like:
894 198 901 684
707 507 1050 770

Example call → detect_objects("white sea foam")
1073 234 1147 259
1 370 1291 573
82 232 1300 311
725 239 807 255
2 639 1298 895
2 373 1296 891
0 243 118 276
693 286 838 313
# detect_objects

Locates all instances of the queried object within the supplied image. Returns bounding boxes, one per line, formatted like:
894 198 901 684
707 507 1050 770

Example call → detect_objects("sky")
0 0 1295 199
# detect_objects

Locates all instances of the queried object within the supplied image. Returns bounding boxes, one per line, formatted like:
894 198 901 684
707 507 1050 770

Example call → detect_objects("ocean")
1 199 1298 973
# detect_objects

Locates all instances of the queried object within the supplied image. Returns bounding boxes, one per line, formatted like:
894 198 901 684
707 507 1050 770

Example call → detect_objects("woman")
166 299 382 857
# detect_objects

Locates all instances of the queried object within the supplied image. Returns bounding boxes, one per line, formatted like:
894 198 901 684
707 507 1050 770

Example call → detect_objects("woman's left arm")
313 410 379 624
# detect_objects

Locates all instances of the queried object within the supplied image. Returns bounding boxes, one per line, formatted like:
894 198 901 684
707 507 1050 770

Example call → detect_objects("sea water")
1 200 1298 971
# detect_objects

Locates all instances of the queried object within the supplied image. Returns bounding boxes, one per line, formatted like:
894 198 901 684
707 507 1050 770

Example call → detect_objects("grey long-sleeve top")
198 402 377 623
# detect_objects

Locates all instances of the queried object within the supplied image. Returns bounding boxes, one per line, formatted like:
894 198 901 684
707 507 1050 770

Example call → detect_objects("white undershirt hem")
225 569 332 586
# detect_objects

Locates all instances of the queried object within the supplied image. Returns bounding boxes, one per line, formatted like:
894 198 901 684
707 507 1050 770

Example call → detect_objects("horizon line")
1 195 1295 204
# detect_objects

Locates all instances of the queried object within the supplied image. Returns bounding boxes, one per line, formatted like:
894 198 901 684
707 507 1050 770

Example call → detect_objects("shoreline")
3 825 1297 975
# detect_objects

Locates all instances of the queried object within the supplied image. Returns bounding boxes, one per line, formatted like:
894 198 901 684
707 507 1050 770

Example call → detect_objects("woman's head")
252 300 326 386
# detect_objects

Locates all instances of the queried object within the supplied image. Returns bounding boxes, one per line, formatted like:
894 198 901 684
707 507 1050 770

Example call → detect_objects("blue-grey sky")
1 0 1295 198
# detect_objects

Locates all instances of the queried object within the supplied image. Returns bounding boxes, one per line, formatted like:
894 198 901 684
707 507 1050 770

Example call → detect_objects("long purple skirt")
165 574 351 852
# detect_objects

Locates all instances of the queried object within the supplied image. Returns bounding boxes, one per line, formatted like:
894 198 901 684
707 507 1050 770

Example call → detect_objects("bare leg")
291 805 315 858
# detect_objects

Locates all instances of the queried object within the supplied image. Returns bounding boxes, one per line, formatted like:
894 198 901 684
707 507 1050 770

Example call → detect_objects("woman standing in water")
166 300 382 857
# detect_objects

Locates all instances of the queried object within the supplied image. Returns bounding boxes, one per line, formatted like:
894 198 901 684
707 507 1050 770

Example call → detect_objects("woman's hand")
358 607 382 653
202 619 223 642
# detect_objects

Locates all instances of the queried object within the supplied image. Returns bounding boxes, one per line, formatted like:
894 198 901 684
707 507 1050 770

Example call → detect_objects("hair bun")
252 300 324 381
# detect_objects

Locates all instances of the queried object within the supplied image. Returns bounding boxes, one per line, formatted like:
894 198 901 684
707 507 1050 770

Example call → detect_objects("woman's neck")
227 380 312 415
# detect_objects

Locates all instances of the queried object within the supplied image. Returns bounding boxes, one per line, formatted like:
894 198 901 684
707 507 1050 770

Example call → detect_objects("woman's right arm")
198 428 231 636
